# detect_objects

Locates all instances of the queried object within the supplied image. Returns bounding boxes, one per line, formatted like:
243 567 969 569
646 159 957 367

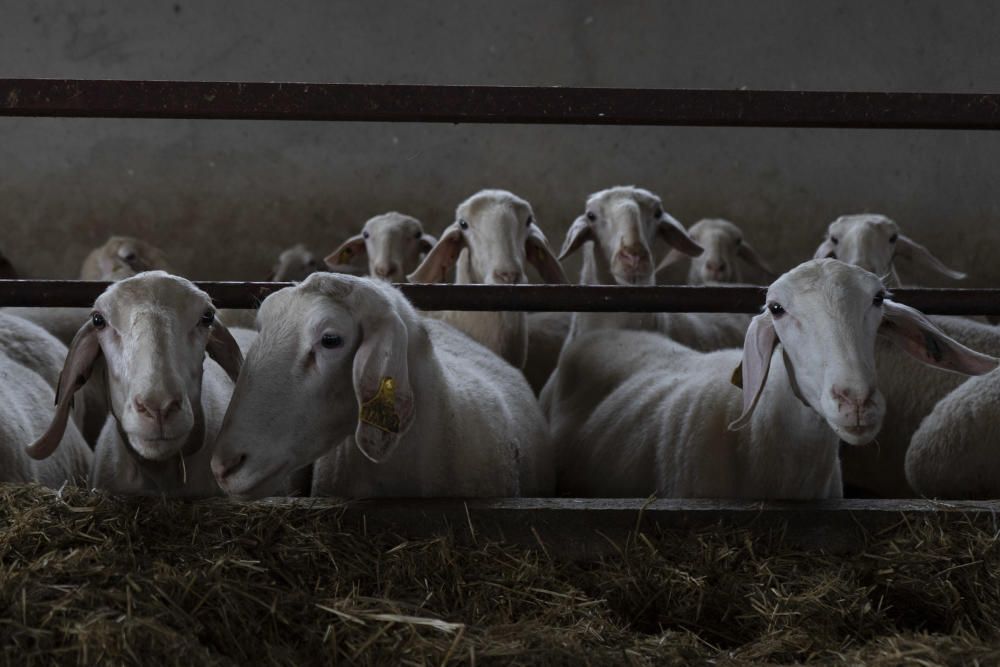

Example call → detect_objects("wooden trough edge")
234 497 1000 558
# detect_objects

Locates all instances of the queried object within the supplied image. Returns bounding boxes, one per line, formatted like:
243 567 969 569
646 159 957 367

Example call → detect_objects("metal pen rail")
2 78 999 314
1 280 999 315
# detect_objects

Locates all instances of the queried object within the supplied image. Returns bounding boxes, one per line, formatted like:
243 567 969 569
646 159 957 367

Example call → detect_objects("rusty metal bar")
4 79 1000 129
1 280 998 315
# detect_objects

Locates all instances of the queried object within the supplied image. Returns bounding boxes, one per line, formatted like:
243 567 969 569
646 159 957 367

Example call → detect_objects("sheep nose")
831 385 876 412
133 395 182 425
706 260 727 273
617 246 647 269
373 263 397 279
492 270 521 284
213 453 247 482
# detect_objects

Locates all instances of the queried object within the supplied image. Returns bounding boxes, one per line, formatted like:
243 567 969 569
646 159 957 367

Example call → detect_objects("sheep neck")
570 243 658 338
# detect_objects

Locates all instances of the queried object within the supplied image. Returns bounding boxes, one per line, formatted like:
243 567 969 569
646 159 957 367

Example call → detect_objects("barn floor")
2 485 1000 665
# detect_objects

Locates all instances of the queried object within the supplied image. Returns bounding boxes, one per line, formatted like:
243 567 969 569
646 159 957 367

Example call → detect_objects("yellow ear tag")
360 377 401 433
730 363 743 389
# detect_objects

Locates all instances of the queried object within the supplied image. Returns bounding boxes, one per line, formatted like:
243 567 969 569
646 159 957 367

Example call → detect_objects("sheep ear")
27 321 102 460
737 242 777 278
325 234 367 269
352 311 415 462
895 235 966 280
655 248 687 274
525 224 568 284
657 213 703 258
407 224 465 283
879 300 997 375
418 233 437 254
207 319 244 383
814 239 837 260
728 312 778 431
558 216 593 261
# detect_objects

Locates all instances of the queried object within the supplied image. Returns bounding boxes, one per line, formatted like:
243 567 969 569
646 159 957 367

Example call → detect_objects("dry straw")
1 484 1000 665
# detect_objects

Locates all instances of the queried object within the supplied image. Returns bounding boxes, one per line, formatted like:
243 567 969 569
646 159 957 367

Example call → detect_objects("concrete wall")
2 0 999 285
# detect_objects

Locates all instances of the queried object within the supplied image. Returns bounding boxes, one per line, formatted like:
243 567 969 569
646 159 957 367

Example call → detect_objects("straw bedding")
1 484 999 665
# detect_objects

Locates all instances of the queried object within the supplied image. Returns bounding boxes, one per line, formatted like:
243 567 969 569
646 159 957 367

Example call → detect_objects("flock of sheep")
2 185 999 500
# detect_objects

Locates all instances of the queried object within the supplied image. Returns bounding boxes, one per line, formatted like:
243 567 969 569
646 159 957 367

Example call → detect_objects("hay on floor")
1 484 999 665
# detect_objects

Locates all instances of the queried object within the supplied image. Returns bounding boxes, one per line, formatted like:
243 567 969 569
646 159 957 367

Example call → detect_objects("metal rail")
4 79 1000 129
2 280 999 314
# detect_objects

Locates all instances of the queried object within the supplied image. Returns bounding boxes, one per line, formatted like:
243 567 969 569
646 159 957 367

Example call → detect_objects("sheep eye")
459 219 469 230
362 231 370 239
200 309 215 327
768 302 786 318
873 292 886 306
735 237 743 246
585 211 597 222
653 206 663 219
91 312 106 329
526 215 534 227
889 233 898 243
321 333 343 349
414 231 422 240
123 252 137 263
830 236 839 245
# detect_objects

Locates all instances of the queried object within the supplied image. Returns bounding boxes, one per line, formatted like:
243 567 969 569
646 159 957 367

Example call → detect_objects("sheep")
80 235 173 281
0 311 74 393
219 243 324 329
540 259 996 499
904 366 1000 498
814 214 965 287
408 190 567 369
557 186 751 351
837 314 1000 497
0 351 91 487
210 273 553 499
657 218 776 285
326 212 436 282
24 271 268 497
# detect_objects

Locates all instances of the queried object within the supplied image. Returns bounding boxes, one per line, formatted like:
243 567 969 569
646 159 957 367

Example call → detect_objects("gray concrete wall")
1 0 999 285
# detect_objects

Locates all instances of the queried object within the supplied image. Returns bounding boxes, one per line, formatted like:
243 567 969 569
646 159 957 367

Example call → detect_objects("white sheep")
540 259 996 499
814 214 965 287
408 190 567 369
80 235 173 281
657 218 776 285
326 212 436 282
24 271 278 498
838 314 1000 497
210 273 553 498
0 351 91 487
557 186 753 351
219 243 325 329
905 366 1000 498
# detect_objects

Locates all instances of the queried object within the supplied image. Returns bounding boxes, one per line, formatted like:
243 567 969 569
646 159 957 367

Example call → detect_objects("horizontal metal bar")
1 280 999 315
4 79 1000 129
248 497 1000 557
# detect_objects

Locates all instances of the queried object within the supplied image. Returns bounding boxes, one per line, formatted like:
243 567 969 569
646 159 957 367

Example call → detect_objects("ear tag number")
360 377 401 433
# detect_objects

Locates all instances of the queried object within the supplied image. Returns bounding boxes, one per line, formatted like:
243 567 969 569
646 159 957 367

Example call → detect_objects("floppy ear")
525 224 568 284
657 213 703 258
407 224 465 283
558 216 593 261
814 238 837 260
352 311 416 462
27 321 102 460
655 248 687 274
325 234 367 269
207 319 244 383
737 242 777 278
879 300 997 375
728 312 778 431
418 233 437 254
895 235 966 280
